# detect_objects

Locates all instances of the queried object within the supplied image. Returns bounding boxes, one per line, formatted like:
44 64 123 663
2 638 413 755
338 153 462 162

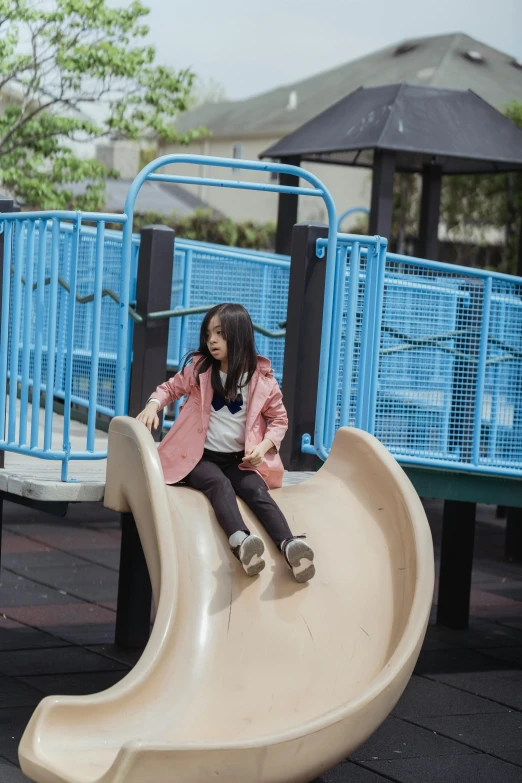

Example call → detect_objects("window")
463 50 484 63
287 90 298 111
394 41 418 56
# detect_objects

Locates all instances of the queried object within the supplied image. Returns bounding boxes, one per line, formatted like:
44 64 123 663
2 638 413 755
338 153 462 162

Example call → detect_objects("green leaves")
0 0 201 208
440 102 522 274
108 209 277 251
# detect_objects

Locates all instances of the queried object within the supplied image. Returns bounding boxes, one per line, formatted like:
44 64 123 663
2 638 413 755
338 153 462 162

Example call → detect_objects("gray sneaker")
233 534 265 576
282 537 315 583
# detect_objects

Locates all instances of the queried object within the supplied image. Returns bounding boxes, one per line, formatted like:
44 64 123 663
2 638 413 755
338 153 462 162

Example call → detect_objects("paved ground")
0 497 521 783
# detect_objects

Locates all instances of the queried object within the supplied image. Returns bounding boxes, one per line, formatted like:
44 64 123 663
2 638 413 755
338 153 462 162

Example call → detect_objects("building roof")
260 83 522 175
67 178 215 216
174 33 522 139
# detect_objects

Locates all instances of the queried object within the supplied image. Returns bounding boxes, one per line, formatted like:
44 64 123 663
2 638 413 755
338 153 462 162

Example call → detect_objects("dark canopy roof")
261 83 522 175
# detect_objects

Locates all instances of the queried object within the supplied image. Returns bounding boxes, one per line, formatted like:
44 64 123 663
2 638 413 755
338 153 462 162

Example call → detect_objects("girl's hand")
136 401 160 432
242 439 274 467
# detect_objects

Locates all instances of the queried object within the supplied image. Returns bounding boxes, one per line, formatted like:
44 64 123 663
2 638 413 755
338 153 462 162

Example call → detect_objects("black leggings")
184 449 293 548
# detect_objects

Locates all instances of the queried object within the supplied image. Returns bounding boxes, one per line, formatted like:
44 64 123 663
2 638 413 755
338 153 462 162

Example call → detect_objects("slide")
19 417 434 783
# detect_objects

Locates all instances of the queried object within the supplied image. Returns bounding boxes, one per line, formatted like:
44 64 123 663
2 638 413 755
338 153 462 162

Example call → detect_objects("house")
160 32 522 228
66 140 216 216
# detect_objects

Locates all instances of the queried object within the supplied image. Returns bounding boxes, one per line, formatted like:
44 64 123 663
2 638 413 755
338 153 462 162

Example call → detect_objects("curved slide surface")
19 417 434 783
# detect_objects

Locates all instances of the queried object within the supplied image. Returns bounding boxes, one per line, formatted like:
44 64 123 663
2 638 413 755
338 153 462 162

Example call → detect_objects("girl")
136 303 315 583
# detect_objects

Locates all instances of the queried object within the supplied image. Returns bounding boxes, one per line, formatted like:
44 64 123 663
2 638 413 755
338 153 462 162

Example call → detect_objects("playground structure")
0 154 519 780
1 159 521 477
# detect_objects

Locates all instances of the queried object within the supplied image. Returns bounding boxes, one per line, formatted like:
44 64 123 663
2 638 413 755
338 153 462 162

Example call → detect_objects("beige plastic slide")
19 416 434 783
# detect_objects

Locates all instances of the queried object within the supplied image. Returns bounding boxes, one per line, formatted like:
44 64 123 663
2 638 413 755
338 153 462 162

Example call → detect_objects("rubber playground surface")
0 496 521 783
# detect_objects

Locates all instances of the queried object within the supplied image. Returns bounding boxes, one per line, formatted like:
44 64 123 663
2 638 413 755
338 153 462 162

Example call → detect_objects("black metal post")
369 149 396 239
517 210 522 277
275 156 301 256
504 218 522 552
437 500 476 629
438 281 482 628
115 224 175 648
418 164 442 260
281 222 328 471
115 513 156 648
0 197 19 567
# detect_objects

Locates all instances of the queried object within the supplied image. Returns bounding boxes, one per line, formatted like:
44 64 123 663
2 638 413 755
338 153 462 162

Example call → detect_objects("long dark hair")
182 303 257 401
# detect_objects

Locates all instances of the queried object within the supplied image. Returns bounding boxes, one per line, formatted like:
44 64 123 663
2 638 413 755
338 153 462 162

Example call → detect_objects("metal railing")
0 212 129 480
168 241 290 378
337 206 369 232
303 236 522 477
0 155 338 480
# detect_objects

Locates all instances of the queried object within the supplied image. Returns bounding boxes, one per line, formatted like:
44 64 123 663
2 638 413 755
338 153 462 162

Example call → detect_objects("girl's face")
206 316 228 364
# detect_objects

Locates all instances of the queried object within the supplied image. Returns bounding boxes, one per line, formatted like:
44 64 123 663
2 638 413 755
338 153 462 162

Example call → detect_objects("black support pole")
115 513 156 648
127 226 177 422
281 222 328 471
115 224 175 649
504 215 522 554
438 281 483 629
418 164 442 260
437 500 477 629
275 156 301 256
517 215 522 277
369 149 396 239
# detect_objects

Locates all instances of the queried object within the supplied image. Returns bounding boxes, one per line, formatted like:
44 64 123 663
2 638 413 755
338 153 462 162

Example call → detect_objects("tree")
108 209 277 251
189 76 228 109
0 0 205 210
440 102 522 274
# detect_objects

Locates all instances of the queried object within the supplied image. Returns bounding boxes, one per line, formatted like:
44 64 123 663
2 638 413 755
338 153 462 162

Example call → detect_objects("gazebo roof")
261 83 522 175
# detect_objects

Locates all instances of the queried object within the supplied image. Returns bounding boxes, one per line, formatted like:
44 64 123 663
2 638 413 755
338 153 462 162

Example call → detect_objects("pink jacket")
150 355 288 488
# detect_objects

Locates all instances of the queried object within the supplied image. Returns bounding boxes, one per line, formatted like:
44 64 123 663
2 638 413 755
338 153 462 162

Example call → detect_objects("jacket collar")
196 353 273 416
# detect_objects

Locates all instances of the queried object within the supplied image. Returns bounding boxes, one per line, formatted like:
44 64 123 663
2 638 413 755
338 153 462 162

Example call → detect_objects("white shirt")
204 371 249 453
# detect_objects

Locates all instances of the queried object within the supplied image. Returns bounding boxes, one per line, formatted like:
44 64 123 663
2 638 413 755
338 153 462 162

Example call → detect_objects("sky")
140 0 522 101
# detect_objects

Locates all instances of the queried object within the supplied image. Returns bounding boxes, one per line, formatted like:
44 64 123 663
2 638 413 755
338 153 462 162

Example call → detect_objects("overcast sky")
141 0 522 100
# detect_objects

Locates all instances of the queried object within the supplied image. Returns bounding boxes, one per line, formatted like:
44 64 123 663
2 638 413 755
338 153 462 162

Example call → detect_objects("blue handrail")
0 156 338 480
0 213 128 480
4 156 522 481
303 236 522 477
337 206 369 232
120 155 339 416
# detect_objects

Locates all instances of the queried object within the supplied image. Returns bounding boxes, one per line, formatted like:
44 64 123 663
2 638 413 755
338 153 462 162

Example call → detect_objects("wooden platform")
1 398 108 502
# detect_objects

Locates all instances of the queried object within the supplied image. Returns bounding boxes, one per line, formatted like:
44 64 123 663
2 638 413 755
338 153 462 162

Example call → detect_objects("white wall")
160 137 372 230
96 140 140 179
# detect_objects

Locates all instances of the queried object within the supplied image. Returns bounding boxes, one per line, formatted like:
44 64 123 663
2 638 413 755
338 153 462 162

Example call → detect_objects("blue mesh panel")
362 254 521 472
338 247 367 428
481 281 522 468
320 240 522 475
6 222 129 418
8 227 289 420
374 268 462 460
167 242 290 384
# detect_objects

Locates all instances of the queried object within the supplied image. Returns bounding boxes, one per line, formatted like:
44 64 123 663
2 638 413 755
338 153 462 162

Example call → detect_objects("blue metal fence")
4 157 521 482
168 242 290 377
0 212 130 480
304 235 522 477
0 155 337 479
0 222 290 446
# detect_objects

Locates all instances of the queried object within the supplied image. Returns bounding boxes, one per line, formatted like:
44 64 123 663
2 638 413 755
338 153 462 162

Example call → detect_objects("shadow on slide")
19 417 434 783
